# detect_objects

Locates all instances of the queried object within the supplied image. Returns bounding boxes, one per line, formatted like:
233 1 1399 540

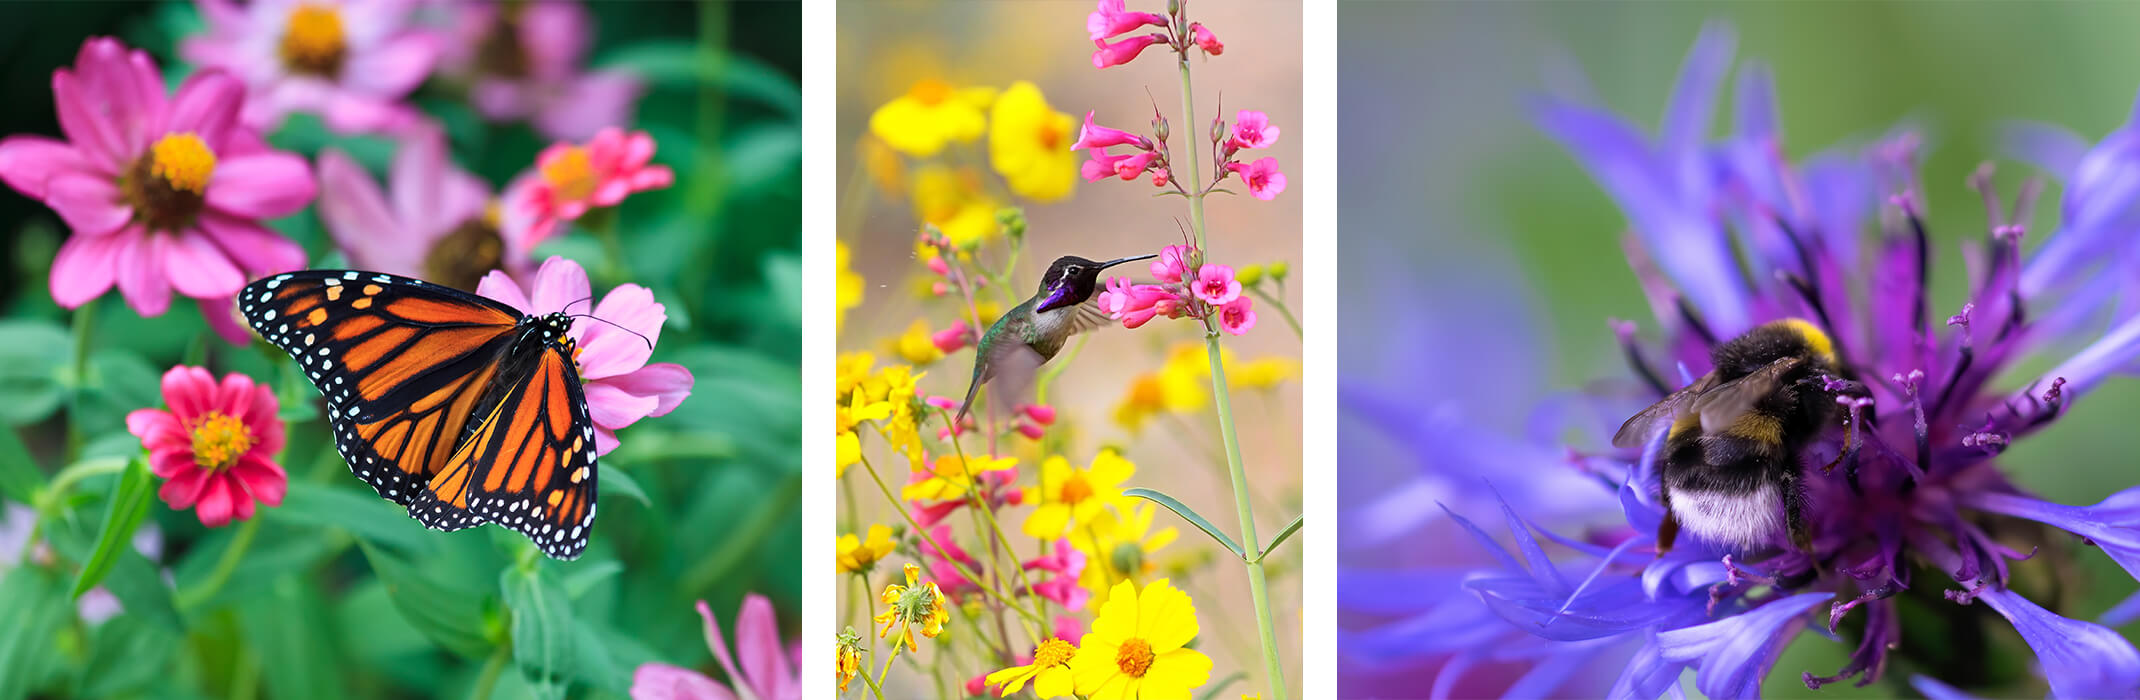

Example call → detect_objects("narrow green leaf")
604 468 653 509
1196 671 1249 700
1125 487 1245 560
0 426 44 503
357 542 493 659
560 560 624 598
71 456 155 598
45 513 181 632
1255 515 1304 562
501 566 572 700
0 320 69 425
0 567 72 699
595 41 801 117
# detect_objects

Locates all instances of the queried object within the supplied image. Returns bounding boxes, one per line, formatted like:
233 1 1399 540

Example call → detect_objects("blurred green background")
1340 2 2140 697
0 1 799 698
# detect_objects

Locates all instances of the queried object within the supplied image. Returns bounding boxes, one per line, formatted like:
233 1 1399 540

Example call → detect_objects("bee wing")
1690 355 1806 435
1611 372 1718 448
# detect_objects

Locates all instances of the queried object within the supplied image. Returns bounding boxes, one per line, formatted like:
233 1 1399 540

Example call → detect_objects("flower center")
423 217 506 292
187 410 254 471
541 146 599 202
279 3 347 77
911 79 953 105
1060 472 1095 504
1033 637 1075 668
125 133 216 232
475 12 529 78
895 581 940 621
1037 120 1064 150
1110 541 1145 574
1114 638 1155 678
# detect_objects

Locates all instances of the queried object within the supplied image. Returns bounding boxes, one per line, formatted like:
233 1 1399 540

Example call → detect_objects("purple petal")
1470 575 1701 642
1967 486 2140 582
1977 587 2140 698
1342 597 1512 663
317 148 420 274
1338 567 1475 615
2027 313 2140 407
343 33 438 97
1658 22 1736 155
2103 589 2140 627
1909 675 1985 700
2003 121 2090 180
1656 591 1831 699
1610 635 1692 700
1730 62 1778 147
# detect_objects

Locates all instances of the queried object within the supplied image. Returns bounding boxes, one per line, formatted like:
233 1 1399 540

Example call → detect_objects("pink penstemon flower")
1192 263 1243 305
501 127 675 251
1228 109 1280 150
1068 110 1150 151
443 0 645 141
1086 0 1167 41
0 37 312 344
1228 156 1289 201
930 321 973 353
1023 538 1091 611
317 124 511 291
629 594 800 700
184 0 441 134
1191 22 1223 55
127 366 288 528
924 524 985 598
1217 296 1257 336
1091 33 1168 69
1096 245 1262 335
1096 277 1185 329
1150 244 1193 283
476 256 694 455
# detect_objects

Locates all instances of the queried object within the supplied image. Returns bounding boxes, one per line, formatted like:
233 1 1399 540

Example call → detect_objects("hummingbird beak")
1097 253 1159 271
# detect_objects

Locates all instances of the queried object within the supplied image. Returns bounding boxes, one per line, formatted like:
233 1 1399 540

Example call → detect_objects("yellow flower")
890 318 944 365
1022 450 1137 538
988 81 1077 202
985 636 1079 698
838 524 896 574
869 79 996 157
1114 345 1211 431
874 563 949 653
1074 503 1179 607
836 627 865 693
837 241 864 331
912 165 1002 247
861 135 906 196
836 351 876 401
902 453 1017 502
836 429 860 477
1231 357 1300 389
1069 579 1212 699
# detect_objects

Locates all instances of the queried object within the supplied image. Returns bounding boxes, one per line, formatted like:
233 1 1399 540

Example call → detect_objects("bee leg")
1656 488 1680 555
1786 467 1814 555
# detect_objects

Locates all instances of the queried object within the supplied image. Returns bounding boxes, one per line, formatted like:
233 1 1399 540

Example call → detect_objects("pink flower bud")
1151 168 1171 187
927 256 950 276
925 395 958 411
966 675 990 698
931 281 949 296
931 321 972 353
1150 244 1194 283
1191 22 1223 55
1016 422 1045 440
1092 33 1167 69
1022 404 1057 425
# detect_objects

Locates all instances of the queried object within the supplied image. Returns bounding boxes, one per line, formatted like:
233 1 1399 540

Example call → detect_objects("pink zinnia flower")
629 594 801 700
0 37 311 344
1150 244 1193 283
477 256 694 455
126 366 288 528
184 0 440 134
1191 22 1223 55
502 127 675 249
1227 156 1288 200
1191 263 1242 305
1229 109 1279 150
1068 110 1149 152
1097 277 1183 329
1086 0 1167 41
1080 149 1136 182
1218 295 1257 336
318 124 509 291
930 320 972 353
1092 33 1167 69
445 0 644 141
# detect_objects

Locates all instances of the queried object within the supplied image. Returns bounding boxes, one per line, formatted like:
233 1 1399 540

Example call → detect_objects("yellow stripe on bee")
1772 318 1835 364
1723 413 1784 443
1668 412 1701 439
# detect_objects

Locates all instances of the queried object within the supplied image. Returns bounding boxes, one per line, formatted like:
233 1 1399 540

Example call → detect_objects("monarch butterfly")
239 270 603 560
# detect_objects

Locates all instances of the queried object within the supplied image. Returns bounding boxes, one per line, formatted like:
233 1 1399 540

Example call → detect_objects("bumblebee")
1613 318 1847 553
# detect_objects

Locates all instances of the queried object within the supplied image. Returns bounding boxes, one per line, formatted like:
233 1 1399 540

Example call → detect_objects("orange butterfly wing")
414 342 597 559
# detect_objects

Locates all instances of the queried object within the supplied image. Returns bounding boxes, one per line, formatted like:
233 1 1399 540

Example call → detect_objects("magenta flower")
318 124 508 291
630 594 800 700
1151 168 1171 187
925 524 985 598
1097 277 1185 329
184 0 440 134
1191 263 1242 305
126 366 288 528
1092 33 1167 69
502 127 675 249
1112 151 1159 180
1191 22 1223 56
1217 296 1256 336
1023 538 1091 611
1227 156 1288 200
1069 110 1150 152
0 37 311 343
1229 110 1280 150
1086 0 1167 41
1022 404 1057 425
1081 149 1138 182
930 320 972 353
477 256 694 455
1150 244 1193 283
445 0 644 141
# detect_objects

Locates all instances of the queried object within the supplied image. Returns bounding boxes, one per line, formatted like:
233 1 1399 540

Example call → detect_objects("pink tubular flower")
1150 244 1193 283
0 37 311 344
1151 168 1171 187
930 320 972 353
446 0 644 141
502 127 675 250
925 524 984 598
1191 23 1223 55
1068 111 1150 152
1021 404 1057 426
1086 0 1167 41
126 366 287 528
477 256 694 455
318 124 509 291
629 594 801 700
1081 149 1136 182
184 0 439 134
1016 421 1046 440
1191 263 1242 305
1218 296 1257 336
1229 110 1279 150
1092 33 1167 69
1024 539 1091 611
1227 156 1289 200
1112 151 1159 180
1097 277 1185 329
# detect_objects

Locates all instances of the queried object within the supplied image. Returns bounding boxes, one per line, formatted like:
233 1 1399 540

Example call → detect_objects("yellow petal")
1135 579 1199 652
1024 503 1072 539
1143 648 1215 699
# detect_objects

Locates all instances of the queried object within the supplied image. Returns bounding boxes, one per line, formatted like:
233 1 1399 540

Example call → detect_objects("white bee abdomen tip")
1671 484 1785 551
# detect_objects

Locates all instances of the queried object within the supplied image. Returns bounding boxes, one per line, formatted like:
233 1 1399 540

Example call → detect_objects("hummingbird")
955 253 1158 423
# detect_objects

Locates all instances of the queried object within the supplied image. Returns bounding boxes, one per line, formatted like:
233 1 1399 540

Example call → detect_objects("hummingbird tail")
955 360 986 425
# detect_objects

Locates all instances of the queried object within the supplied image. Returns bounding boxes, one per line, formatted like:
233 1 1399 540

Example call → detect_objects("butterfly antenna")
570 314 655 351
565 294 596 314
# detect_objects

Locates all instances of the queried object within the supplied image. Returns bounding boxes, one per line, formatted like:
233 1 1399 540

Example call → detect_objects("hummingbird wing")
1066 299 1114 336
955 338 1045 424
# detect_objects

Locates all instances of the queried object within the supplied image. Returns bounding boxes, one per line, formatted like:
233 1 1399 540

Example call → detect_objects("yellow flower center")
910 79 954 105
150 133 215 195
541 146 598 202
187 411 254 471
1115 637 1155 678
1036 119 1065 151
1033 638 1075 668
279 3 347 76
1060 472 1095 504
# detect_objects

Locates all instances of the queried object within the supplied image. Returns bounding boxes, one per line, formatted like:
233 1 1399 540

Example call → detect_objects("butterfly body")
240 270 597 560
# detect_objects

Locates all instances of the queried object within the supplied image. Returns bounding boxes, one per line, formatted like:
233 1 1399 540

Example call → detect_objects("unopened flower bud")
1016 422 1044 440
927 256 950 276
1236 264 1264 286
1190 22 1223 55
1151 168 1171 187
1269 261 1289 280
931 281 949 296
1153 115 1170 144
997 207 1027 240
1021 404 1057 425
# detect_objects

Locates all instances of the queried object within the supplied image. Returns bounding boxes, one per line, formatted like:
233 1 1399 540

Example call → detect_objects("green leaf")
0 320 69 425
0 426 44 503
596 41 800 117
604 468 653 509
71 456 155 598
501 566 573 700
1195 671 1250 700
1255 515 1303 562
357 542 495 659
73 613 180 697
275 353 319 423
1125 487 1245 560
560 560 624 598
0 567 72 699
239 577 349 700
268 482 435 554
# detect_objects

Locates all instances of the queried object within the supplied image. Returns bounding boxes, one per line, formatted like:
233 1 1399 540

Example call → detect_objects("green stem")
1177 57 1208 254
67 299 98 462
856 448 1044 626
470 644 510 700
937 408 1043 650
1246 285 1303 338
176 516 262 611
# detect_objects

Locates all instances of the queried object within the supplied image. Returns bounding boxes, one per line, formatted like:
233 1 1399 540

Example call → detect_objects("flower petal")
1659 22 1735 155
584 381 659 431
598 363 692 417
628 663 736 700
44 173 131 236
343 33 439 97
1656 591 1831 699
164 231 245 299
195 210 306 275
230 452 287 507
0 136 94 197
732 594 797 700
51 71 125 169
476 270 533 314
48 228 128 309
317 148 418 273
207 151 316 219
158 463 211 509
162 365 216 422
193 475 235 527
114 230 173 316
528 256 591 315
166 70 245 150
1977 587 2140 698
